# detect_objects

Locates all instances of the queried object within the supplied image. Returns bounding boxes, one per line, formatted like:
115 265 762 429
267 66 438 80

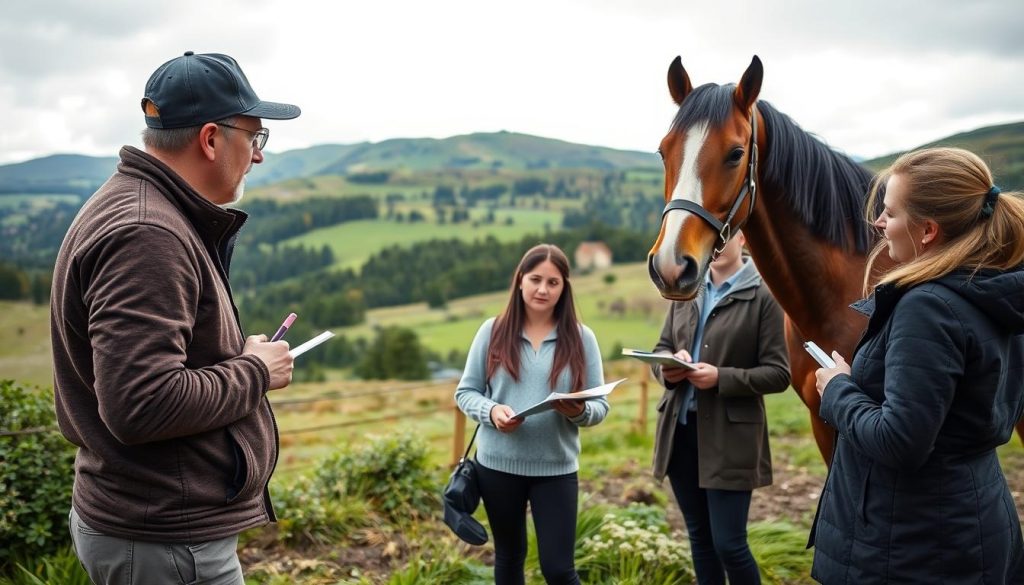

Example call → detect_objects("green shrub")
318 433 437 523
270 474 373 546
0 380 75 569
270 433 437 546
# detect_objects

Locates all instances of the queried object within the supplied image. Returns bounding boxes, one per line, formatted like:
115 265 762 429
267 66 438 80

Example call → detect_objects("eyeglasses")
216 123 269 151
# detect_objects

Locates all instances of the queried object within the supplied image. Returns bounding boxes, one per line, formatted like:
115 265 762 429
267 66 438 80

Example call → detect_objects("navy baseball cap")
142 51 301 129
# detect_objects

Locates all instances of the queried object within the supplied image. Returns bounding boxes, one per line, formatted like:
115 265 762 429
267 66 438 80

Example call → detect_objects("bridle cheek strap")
661 108 759 259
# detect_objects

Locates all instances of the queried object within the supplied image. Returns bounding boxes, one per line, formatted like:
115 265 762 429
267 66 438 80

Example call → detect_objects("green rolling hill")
863 121 1024 189
0 131 660 195
309 130 660 176
2 121 1021 196
0 154 118 195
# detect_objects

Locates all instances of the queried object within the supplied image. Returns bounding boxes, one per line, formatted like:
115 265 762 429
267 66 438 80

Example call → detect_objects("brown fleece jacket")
50 146 278 543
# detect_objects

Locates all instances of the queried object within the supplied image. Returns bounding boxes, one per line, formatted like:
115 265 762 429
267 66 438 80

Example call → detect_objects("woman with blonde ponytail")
809 147 1024 584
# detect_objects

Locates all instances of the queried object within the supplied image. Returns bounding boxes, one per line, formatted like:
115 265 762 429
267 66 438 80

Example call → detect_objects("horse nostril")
674 255 699 290
647 255 666 289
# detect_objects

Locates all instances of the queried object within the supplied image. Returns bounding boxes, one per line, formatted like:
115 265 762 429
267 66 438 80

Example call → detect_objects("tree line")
0 199 82 270
236 222 650 332
233 222 652 377
0 195 376 303
236 195 378 246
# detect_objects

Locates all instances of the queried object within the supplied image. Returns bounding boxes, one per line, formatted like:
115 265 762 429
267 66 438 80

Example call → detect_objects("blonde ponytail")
863 147 1024 294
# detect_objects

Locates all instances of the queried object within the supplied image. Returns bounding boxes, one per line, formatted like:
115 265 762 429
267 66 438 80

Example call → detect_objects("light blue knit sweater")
454 317 608 476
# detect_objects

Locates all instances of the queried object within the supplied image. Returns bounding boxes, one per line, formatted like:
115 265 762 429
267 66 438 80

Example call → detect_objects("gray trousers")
69 507 244 585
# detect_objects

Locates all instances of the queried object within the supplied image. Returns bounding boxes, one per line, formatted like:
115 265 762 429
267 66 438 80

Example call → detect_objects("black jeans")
667 411 761 585
475 462 580 585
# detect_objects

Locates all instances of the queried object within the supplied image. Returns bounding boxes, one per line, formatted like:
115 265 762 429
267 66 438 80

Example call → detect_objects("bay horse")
647 55 877 463
647 55 1024 462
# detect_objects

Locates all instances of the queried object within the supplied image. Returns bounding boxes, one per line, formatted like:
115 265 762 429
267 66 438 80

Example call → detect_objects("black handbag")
442 424 488 545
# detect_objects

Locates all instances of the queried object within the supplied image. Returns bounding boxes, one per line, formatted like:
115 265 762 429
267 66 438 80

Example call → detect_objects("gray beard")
229 177 246 205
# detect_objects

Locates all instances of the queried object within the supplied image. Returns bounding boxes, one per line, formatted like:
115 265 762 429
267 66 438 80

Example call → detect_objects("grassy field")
0 264 663 393
285 207 564 269
0 262 667 391
0 300 53 388
8 287 1024 583
247 175 429 202
335 261 669 358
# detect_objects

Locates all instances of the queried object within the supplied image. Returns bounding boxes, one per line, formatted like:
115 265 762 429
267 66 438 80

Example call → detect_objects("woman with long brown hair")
455 243 608 585
811 147 1024 583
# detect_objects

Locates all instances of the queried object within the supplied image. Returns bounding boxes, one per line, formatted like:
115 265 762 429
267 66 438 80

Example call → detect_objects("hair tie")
979 185 1001 219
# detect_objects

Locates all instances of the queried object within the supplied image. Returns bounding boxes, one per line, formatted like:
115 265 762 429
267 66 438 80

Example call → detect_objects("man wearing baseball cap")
52 51 300 584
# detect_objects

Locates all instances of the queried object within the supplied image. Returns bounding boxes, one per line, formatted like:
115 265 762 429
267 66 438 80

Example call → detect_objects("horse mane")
671 84 877 254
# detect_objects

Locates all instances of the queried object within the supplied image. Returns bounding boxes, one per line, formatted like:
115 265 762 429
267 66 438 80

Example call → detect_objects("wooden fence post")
638 365 649 436
452 401 466 467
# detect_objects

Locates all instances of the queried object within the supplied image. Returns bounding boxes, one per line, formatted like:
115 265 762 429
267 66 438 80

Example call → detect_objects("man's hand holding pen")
243 313 297 390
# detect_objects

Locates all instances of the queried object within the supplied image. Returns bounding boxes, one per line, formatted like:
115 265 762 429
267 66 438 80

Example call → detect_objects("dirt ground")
581 457 826 532
595 450 1024 529
240 451 1024 583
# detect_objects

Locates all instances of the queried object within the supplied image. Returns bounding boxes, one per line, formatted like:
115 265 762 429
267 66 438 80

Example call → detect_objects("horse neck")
743 188 868 345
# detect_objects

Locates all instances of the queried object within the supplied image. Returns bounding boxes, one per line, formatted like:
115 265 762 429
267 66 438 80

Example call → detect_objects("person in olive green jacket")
649 231 790 585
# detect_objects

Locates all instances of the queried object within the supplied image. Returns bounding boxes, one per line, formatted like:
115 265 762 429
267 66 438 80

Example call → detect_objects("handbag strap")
461 424 480 462
460 381 490 462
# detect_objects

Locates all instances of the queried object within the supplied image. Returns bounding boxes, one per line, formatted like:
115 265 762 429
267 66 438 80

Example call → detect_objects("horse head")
648 55 763 300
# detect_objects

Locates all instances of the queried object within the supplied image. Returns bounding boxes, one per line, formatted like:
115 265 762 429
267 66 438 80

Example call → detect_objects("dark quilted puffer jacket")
810 267 1024 584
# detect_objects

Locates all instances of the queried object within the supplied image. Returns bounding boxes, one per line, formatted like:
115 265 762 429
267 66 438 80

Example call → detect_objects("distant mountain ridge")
2 122 1022 196
245 131 662 185
0 131 661 194
0 153 119 196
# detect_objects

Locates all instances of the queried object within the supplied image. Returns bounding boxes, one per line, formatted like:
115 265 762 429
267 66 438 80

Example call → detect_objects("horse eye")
726 148 744 165
656 148 665 162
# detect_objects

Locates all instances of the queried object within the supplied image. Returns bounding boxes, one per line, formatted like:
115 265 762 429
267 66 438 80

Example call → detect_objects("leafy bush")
270 433 437 546
270 474 373 546
319 434 437 522
0 380 75 569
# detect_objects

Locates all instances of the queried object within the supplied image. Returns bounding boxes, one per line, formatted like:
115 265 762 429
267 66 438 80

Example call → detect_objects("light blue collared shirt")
678 265 745 424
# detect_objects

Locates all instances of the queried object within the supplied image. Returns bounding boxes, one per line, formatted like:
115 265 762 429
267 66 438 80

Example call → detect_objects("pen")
270 313 297 342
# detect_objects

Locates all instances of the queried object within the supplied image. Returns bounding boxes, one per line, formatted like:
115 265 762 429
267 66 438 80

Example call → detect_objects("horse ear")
734 55 763 113
668 56 693 106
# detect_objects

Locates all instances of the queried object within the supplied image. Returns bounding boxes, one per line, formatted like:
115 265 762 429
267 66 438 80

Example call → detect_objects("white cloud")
0 0 1021 164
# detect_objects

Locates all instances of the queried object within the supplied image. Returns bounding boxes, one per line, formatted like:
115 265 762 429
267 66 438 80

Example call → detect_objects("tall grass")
749 521 815 583
0 548 89 585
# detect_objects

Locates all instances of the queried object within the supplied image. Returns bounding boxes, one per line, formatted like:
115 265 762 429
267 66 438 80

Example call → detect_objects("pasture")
0 301 52 388
0 262 669 393
337 262 670 358
286 208 563 270
5 256 1024 582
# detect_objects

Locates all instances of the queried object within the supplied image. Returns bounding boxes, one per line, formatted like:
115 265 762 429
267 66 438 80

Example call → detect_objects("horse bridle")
660 107 759 259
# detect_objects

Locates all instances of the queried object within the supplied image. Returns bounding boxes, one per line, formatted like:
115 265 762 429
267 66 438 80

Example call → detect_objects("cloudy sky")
1 0 1021 165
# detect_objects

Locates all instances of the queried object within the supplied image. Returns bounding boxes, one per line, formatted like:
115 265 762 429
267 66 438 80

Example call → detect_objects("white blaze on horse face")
656 121 708 268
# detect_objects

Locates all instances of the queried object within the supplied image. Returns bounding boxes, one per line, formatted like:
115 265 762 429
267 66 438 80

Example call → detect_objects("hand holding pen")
242 312 297 390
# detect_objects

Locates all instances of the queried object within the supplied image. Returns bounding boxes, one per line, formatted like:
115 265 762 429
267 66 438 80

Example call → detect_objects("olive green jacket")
651 259 790 490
